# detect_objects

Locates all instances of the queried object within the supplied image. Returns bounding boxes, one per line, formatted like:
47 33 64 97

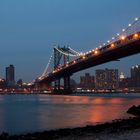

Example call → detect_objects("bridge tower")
54 46 70 91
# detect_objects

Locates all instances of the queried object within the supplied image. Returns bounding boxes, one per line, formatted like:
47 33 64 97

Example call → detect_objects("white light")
103 43 106 46
136 65 139 68
135 17 139 21
117 33 120 36
112 37 115 40
122 29 125 32
99 45 102 48
107 40 110 43
128 24 132 27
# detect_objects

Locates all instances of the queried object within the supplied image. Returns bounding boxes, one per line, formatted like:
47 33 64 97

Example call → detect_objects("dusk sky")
0 0 140 82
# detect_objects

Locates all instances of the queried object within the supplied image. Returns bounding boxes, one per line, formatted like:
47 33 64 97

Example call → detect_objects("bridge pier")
64 76 70 91
54 79 60 90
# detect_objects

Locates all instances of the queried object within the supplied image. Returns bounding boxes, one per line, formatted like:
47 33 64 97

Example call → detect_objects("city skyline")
0 0 140 82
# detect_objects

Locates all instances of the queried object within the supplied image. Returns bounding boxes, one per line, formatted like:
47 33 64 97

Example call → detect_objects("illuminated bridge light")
117 33 120 36
73 60 76 64
121 36 126 40
122 29 125 32
135 17 139 21
94 50 99 55
134 33 139 38
111 43 115 48
82 56 86 59
99 45 102 48
128 24 132 27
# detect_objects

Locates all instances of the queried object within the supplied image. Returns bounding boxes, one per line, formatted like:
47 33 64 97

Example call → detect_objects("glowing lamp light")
135 17 139 21
128 24 132 27
111 43 115 48
94 50 98 55
82 56 86 59
121 36 126 40
73 60 76 64
134 33 139 38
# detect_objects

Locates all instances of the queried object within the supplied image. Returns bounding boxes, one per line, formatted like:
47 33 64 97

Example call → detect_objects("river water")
0 93 139 134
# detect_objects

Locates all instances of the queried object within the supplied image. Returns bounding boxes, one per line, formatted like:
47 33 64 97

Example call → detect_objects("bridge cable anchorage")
54 47 80 57
40 50 54 79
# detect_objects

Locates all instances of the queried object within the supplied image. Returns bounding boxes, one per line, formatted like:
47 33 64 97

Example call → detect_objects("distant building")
131 65 140 87
0 79 6 89
17 79 23 87
80 73 95 89
119 72 125 82
6 64 15 87
95 69 119 90
119 77 132 88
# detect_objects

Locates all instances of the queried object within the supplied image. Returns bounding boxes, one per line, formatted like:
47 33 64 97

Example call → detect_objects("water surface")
0 93 139 134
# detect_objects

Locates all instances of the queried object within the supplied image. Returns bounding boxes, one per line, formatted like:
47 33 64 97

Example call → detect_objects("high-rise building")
95 69 119 90
131 65 140 87
6 64 15 87
80 73 95 89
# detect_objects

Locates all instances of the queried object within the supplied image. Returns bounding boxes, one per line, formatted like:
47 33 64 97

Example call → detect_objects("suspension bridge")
34 17 140 93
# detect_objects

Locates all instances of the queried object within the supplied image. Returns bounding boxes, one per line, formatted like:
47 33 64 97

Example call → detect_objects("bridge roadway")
40 32 140 83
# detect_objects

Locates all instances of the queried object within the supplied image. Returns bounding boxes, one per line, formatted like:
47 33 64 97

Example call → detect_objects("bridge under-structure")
36 18 140 94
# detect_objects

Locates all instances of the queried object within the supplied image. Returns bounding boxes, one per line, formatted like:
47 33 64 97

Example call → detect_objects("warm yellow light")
94 50 98 55
111 43 115 48
121 36 126 40
82 56 86 59
134 33 139 38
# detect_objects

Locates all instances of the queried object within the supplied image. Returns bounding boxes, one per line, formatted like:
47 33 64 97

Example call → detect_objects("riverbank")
1 117 140 140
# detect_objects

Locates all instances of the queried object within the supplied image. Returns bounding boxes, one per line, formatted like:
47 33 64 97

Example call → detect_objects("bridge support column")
64 76 70 91
54 79 60 90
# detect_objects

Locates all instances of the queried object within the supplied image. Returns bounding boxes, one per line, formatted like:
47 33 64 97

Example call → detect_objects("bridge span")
39 32 140 86
35 18 140 92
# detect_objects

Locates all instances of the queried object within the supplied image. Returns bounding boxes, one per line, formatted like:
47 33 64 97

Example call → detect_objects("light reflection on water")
0 94 139 134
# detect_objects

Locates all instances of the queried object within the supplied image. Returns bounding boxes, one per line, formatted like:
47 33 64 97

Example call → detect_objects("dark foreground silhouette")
127 105 140 116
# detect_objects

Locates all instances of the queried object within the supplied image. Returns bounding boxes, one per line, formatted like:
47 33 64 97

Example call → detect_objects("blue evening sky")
0 0 140 82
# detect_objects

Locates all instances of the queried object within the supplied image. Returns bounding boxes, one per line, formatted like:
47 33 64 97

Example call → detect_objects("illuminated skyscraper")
6 64 15 87
95 69 119 90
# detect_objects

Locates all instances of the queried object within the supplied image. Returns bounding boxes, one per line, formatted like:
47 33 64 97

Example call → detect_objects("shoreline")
1 117 140 140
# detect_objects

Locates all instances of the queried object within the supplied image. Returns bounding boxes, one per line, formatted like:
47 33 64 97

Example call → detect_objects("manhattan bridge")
33 17 140 93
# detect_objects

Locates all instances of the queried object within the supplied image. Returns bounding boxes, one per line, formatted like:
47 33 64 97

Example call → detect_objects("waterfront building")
95 69 119 90
131 65 140 87
0 79 6 89
119 72 125 82
80 73 95 89
119 77 132 89
6 64 15 87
